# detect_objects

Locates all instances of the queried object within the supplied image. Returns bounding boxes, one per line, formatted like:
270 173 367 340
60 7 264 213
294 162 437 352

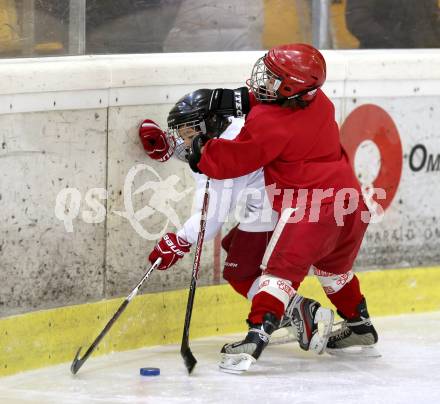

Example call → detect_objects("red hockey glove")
148 233 191 270
139 119 174 162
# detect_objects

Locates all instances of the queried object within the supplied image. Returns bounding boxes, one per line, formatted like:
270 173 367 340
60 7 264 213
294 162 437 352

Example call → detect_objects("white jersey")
176 118 278 244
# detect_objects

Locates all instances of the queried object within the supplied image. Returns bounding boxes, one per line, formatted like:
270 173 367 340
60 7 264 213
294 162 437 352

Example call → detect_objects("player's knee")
227 277 260 300
314 267 354 295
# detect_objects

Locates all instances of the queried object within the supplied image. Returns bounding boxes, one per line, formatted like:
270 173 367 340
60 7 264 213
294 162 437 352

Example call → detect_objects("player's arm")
177 175 236 244
148 178 234 270
189 123 288 179
148 173 236 269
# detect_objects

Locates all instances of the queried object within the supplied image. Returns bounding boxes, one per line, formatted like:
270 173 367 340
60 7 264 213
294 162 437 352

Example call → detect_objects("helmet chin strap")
286 86 319 100
272 86 319 109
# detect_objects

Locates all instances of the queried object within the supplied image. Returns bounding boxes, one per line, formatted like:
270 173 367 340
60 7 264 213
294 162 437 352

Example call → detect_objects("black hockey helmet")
167 89 230 162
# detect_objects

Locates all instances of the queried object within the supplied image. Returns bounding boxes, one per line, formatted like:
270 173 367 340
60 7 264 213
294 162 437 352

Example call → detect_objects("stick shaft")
180 178 210 372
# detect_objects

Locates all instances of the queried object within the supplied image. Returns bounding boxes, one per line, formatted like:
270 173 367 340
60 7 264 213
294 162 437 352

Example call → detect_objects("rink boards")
0 50 440 376
1 266 439 377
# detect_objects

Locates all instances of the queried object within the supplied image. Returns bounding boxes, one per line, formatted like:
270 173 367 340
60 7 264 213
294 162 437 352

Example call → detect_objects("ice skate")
219 313 279 373
269 306 297 345
326 297 380 357
269 322 297 345
285 295 334 354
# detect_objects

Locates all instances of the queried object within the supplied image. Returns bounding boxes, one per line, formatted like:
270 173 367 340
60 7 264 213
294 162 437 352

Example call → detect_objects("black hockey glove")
208 87 250 118
188 134 209 174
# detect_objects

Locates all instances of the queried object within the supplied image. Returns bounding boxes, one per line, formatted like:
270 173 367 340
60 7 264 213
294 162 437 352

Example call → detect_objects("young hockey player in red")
187 44 379 371
139 89 335 363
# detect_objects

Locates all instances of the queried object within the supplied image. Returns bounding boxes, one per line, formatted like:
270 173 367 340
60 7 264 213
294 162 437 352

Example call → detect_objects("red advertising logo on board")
340 104 403 211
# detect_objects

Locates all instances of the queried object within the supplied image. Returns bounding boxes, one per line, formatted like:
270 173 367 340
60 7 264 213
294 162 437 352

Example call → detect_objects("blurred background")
0 0 438 58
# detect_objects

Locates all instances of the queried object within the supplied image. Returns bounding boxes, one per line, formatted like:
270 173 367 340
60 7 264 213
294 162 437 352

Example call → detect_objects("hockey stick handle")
191 178 210 281
180 177 210 373
70 258 162 374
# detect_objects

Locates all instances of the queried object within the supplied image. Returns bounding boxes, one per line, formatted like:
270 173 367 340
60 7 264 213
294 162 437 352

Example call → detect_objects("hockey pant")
221 204 367 323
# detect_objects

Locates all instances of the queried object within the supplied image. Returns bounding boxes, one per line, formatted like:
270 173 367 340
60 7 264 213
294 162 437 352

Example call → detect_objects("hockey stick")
180 178 210 374
70 258 162 375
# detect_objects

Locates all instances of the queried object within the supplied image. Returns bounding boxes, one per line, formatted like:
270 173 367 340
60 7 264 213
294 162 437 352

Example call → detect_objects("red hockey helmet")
248 43 326 103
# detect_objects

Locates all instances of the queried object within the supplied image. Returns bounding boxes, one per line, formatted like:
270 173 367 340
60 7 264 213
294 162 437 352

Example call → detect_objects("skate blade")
326 345 381 358
310 307 334 355
270 325 297 345
219 353 256 374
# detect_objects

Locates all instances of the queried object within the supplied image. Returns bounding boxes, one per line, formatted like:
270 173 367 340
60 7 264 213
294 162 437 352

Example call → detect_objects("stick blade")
181 347 197 374
70 347 83 375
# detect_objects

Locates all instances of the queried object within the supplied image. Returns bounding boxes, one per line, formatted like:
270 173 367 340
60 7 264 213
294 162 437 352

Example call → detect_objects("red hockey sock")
325 275 363 319
248 291 286 324
292 281 300 290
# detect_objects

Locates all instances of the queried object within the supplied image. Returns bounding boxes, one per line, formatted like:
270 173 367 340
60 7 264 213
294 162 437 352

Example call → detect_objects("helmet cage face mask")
248 56 283 102
168 119 207 162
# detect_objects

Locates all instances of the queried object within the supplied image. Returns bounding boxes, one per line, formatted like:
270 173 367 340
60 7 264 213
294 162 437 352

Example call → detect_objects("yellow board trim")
1 266 440 377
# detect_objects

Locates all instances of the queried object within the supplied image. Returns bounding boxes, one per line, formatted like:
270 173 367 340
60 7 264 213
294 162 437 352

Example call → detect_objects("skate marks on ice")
0 312 440 404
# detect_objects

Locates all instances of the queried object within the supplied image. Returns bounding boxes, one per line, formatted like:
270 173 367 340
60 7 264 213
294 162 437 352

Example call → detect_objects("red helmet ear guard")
249 43 326 103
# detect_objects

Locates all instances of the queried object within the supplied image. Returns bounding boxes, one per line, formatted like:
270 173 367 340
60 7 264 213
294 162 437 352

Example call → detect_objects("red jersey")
198 89 361 212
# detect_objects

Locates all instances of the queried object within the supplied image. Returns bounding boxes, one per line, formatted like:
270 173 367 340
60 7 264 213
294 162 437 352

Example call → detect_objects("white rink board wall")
0 50 439 316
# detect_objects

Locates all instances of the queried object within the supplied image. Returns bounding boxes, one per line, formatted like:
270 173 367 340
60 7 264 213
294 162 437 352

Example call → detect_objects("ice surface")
1 311 440 404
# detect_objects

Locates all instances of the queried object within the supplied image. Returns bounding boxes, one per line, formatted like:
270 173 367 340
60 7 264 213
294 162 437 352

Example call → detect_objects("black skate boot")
286 295 334 354
326 297 380 357
219 312 279 373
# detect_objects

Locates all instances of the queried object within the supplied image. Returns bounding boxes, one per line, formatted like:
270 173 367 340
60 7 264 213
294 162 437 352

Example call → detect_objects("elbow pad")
209 87 250 118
